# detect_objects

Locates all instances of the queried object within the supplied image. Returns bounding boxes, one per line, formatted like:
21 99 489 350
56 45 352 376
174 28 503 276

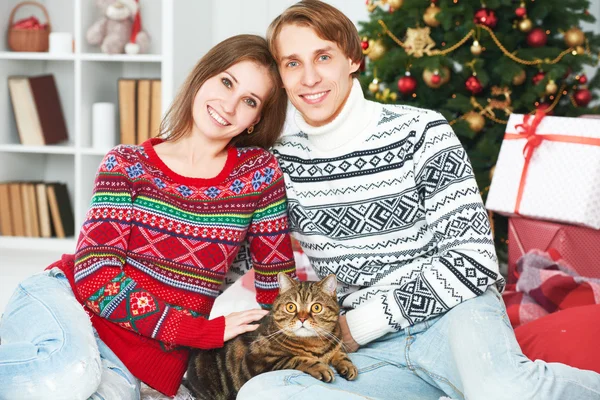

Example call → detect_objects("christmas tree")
358 0 600 259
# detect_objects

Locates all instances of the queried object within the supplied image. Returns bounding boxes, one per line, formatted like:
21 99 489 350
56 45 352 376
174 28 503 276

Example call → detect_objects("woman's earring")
247 125 254 134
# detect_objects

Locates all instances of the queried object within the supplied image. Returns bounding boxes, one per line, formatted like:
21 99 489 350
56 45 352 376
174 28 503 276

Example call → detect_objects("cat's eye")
285 303 297 313
311 303 323 313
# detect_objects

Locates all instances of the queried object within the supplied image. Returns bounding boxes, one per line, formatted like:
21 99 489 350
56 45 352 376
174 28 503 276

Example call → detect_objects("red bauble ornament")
515 7 527 18
398 74 417 95
527 28 548 47
536 102 554 115
532 71 545 85
579 74 588 84
465 75 483 94
474 8 498 28
574 88 592 107
431 74 442 85
361 39 369 50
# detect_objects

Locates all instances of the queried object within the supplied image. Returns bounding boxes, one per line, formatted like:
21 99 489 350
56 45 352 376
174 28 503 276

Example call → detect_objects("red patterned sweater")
53 138 295 396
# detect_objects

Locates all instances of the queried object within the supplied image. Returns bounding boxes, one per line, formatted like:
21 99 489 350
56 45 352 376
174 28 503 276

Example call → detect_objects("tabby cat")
186 272 358 400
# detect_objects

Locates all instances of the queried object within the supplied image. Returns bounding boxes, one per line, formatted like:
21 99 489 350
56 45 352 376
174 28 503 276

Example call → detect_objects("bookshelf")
0 0 212 253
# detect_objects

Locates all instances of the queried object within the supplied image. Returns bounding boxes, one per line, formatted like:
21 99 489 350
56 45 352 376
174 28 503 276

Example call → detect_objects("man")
237 1 600 399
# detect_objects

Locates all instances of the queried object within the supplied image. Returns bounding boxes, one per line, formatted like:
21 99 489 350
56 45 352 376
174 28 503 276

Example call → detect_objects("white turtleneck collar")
292 78 379 153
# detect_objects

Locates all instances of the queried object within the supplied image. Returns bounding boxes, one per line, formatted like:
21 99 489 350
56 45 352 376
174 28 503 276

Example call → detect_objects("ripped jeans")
0 268 140 400
238 286 600 400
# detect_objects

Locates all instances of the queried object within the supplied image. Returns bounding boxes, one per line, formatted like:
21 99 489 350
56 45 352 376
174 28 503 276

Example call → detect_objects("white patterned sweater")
271 79 504 345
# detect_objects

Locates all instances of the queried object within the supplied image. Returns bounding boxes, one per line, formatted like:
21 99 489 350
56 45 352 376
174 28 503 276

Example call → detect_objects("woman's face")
191 60 272 144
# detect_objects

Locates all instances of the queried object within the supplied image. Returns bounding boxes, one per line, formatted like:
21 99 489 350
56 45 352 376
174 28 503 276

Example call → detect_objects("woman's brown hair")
267 0 363 77
159 34 287 149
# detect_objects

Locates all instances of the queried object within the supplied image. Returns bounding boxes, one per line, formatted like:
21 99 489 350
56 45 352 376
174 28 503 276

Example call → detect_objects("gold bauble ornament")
464 111 486 133
512 70 527 86
576 46 586 55
422 66 450 89
387 0 404 9
564 27 585 48
518 18 533 33
368 79 380 94
423 4 441 28
545 80 558 95
367 39 386 61
470 40 483 56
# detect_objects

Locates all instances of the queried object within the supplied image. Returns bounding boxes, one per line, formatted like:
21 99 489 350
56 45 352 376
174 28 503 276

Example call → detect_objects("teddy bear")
86 0 150 55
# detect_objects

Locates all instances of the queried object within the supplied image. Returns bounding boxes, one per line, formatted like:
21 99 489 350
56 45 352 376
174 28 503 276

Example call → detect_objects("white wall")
211 0 368 43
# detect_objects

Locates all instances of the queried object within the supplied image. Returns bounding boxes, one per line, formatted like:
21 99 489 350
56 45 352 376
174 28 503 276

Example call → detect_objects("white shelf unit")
0 0 211 253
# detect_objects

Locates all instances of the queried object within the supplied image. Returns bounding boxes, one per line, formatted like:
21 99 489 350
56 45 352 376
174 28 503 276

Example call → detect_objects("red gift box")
508 217 600 284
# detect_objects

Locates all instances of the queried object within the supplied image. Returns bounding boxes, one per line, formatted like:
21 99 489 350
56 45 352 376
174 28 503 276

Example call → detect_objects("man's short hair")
267 0 363 75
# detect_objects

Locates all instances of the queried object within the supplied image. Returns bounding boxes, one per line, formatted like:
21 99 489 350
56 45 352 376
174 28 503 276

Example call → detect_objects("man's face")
276 24 360 127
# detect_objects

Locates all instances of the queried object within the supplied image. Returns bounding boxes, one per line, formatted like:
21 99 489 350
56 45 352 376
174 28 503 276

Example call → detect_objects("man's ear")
349 58 360 75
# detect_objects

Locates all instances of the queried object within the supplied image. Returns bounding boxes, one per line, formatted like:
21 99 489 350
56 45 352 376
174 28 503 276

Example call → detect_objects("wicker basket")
7 1 51 52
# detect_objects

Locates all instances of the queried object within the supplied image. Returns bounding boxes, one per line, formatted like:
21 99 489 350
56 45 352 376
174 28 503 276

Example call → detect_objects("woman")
0 34 295 399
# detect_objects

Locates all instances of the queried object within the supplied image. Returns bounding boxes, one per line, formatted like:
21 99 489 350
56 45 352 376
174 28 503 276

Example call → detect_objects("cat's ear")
318 274 338 296
278 272 297 293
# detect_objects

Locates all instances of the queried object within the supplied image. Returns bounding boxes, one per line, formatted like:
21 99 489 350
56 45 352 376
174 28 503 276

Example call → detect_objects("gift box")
486 112 600 229
507 217 600 284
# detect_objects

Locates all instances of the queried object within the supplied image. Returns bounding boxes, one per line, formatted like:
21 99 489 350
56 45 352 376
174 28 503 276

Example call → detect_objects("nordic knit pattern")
272 79 503 345
58 138 295 395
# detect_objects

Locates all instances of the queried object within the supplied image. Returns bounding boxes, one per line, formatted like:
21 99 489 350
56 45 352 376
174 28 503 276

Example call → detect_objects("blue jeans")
237 286 600 400
0 268 140 400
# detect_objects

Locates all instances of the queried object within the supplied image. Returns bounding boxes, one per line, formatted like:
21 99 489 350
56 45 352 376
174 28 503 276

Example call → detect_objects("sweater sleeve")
247 154 296 308
345 112 501 345
74 149 225 350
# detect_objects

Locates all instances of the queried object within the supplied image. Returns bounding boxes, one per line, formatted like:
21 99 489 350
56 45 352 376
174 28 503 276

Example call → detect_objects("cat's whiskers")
314 326 343 347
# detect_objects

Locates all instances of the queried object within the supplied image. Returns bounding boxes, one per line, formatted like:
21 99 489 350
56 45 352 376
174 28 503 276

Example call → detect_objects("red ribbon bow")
514 110 546 161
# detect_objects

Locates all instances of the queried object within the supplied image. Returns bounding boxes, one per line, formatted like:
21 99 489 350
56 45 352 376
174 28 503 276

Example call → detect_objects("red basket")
7 1 51 52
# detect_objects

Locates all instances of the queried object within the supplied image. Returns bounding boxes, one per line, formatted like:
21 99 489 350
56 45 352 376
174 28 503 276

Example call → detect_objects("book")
136 79 152 144
8 183 25 236
46 183 75 238
27 183 41 237
7 75 69 146
150 80 162 138
118 79 138 145
21 183 34 237
0 183 13 236
36 183 52 238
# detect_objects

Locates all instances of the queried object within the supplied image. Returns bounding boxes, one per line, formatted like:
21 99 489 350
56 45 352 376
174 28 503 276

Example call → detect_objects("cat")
185 272 358 400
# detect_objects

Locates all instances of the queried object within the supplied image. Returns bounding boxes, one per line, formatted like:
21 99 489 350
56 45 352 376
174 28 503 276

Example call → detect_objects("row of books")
119 78 162 145
7 74 69 146
7 74 162 147
0 182 75 238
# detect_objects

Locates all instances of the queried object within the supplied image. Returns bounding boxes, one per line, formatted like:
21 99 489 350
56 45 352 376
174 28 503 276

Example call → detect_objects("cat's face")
272 273 339 338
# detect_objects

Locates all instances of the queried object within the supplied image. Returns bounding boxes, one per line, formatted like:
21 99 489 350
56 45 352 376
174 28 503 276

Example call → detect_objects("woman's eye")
311 303 323 313
244 98 257 107
318 55 330 61
222 78 232 88
285 302 297 313
287 61 299 68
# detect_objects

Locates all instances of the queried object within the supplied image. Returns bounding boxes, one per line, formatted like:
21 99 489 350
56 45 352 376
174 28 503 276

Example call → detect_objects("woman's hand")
223 309 269 342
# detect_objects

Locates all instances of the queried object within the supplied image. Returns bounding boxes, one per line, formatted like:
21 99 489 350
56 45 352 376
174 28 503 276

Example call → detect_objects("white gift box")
486 112 600 229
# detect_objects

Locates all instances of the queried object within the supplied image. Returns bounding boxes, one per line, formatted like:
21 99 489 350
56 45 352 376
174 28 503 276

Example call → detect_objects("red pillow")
515 304 600 373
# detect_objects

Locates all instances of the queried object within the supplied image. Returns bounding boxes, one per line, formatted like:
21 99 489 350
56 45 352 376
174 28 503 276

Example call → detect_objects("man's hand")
339 315 360 353
224 309 269 342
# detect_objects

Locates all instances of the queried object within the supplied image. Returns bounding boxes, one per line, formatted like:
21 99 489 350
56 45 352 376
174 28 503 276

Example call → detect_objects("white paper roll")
49 32 73 54
92 103 117 149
